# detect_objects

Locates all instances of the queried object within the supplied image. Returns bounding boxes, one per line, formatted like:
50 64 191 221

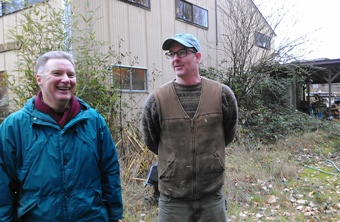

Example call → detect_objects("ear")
195 52 202 63
36 74 43 86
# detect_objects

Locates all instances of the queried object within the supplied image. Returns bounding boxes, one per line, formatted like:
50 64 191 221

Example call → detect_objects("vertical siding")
0 13 20 109
70 0 220 87
0 0 277 113
146 0 166 88
0 13 19 72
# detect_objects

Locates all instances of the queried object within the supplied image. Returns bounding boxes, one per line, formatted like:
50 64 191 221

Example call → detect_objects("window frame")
0 0 46 17
175 0 208 29
255 31 271 50
118 0 150 10
0 70 8 109
111 64 148 93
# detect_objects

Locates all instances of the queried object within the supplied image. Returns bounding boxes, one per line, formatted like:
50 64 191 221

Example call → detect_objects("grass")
118 122 340 222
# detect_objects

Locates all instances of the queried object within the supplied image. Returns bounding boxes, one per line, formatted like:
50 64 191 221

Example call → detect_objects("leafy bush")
5 0 120 133
200 63 338 145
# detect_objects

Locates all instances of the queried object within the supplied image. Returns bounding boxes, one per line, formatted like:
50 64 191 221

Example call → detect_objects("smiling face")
169 42 201 84
36 58 76 112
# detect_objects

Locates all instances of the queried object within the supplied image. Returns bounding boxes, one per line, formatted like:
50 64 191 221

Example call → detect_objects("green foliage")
200 62 338 145
6 0 70 106
239 99 339 144
5 0 120 132
70 5 120 132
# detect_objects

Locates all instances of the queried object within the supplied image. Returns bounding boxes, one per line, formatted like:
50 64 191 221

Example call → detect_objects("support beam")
328 69 332 117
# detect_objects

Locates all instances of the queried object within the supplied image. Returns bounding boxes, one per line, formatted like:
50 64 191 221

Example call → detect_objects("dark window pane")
112 66 147 91
113 66 130 90
176 0 192 21
121 0 150 8
27 0 45 6
2 0 24 14
193 5 208 28
129 0 149 7
176 0 208 29
255 32 271 49
131 68 146 90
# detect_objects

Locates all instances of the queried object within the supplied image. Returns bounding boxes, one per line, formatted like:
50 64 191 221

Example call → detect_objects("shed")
297 58 340 117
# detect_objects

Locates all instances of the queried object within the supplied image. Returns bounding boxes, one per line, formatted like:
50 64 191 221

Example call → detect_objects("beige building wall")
70 0 222 86
0 11 21 110
0 0 274 116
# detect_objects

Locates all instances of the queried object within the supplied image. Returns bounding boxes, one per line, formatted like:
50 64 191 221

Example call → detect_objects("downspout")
215 0 218 46
62 0 72 52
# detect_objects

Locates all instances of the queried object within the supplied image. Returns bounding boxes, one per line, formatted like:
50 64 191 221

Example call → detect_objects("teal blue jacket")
0 97 123 221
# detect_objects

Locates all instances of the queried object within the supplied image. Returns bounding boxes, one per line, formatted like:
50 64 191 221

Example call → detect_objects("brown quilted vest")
154 77 225 199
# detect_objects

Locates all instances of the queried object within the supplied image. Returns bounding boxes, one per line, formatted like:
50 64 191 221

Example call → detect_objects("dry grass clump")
115 125 158 221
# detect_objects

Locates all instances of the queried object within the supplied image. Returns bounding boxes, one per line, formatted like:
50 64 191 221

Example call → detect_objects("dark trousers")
158 186 227 222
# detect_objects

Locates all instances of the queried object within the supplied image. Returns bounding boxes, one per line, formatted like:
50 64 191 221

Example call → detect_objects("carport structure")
298 58 340 117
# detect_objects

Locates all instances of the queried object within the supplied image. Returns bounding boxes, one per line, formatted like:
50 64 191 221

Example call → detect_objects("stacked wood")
331 105 340 118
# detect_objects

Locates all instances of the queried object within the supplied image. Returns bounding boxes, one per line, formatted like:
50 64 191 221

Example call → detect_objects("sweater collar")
34 91 81 128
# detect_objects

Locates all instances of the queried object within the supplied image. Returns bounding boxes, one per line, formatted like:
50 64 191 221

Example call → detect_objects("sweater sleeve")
141 93 160 155
222 84 238 146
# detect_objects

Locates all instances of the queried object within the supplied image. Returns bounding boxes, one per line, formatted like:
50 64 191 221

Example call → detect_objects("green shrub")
5 0 120 133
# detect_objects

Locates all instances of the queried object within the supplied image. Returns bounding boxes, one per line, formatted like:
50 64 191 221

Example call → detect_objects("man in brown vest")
142 33 238 222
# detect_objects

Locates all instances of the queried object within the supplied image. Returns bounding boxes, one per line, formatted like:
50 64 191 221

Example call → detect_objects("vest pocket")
159 154 176 181
200 153 225 176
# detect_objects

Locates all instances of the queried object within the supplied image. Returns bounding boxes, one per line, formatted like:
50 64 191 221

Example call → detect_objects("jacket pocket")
18 199 37 221
20 138 49 181
93 189 104 206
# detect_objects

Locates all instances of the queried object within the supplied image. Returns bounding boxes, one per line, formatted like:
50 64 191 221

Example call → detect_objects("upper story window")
0 0 45 16
175 0 208 29
119 0 150 9
255 32 271 50
111 65 148 92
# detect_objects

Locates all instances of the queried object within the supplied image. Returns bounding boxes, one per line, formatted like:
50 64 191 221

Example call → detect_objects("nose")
60 73 70 82
172 53 181 60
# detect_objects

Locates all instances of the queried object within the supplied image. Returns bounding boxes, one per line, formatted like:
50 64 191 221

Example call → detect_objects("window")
111 65 148 92
255 32 271 50
1 0 24 15
27 0 45 6
0 71 8 109
176 0 208 29
119 0 150 9
0 0 46 16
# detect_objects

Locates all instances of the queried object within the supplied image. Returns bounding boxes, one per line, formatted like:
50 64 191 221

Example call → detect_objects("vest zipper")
191 119 197 199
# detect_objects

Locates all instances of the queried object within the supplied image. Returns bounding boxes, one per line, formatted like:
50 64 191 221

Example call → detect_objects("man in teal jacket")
0 51 123 221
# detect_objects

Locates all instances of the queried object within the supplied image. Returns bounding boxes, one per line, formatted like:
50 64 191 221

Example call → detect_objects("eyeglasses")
165 49 197 60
